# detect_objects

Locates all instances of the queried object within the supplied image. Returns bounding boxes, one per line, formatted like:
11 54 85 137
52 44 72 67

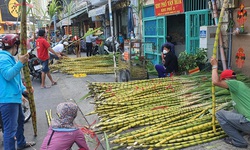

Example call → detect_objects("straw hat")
94 30 103 36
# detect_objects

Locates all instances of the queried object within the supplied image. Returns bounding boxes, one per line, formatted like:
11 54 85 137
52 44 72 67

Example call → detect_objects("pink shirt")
40 127 89 150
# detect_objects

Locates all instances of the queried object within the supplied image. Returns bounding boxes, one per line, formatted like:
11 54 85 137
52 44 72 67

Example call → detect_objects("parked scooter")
103 36 122 54
92 43 100 55
27 48 42 82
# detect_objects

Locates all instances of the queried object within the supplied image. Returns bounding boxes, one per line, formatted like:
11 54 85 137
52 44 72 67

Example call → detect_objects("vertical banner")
154 0 184 16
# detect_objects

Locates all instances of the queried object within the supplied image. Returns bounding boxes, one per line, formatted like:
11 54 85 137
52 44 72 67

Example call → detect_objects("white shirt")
50 44 64 54
86 34 97 43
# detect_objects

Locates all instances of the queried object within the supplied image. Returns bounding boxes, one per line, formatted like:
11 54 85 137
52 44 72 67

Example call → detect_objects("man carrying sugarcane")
211 57 250 148
36 29 61 88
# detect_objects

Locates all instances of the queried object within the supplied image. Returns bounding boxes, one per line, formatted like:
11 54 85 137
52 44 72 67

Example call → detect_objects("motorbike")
27 48 42 82
0 80 32 131
92 42 100 56
103 36 123 54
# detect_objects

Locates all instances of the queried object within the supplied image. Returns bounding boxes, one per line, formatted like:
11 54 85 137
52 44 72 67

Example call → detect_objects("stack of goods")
50 55 114 75
86 72 250 150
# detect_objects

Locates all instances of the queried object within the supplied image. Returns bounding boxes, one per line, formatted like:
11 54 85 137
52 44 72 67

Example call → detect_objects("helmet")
220 69 236 80
73 36 79 41
2 34 20 49
63 41 69 46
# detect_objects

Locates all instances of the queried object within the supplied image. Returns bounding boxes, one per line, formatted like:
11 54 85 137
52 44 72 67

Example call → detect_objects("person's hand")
57 54 62 59
210 57 218 66
162 59 165 64
24 86 34 94
19 53 29 64
22 95 28 103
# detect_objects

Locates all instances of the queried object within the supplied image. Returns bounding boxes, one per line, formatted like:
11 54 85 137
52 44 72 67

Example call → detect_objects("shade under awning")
56 18 72 27
88 4 106 18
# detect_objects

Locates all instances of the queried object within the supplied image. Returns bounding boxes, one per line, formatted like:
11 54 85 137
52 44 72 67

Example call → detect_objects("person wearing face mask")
155 44 178 78
0 34 36 150
161 35 175 64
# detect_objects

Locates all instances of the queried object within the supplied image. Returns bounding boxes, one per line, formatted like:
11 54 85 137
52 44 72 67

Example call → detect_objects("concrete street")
0 53 250 150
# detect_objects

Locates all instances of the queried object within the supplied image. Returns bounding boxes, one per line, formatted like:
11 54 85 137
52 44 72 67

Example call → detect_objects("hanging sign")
154 0 184 16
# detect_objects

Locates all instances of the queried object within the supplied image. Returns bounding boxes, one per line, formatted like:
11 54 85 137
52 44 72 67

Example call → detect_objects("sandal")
224 137 248 148
41 85 51 89
224 137 233 145
17 141 36 149
52 81 57 86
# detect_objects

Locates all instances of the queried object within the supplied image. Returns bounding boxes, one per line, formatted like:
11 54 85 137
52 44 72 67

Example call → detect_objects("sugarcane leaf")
79 93 91 101
104 132 110 150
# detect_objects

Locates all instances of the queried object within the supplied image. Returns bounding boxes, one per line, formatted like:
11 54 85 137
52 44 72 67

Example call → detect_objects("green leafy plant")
178 48 208 73
194 48 208 66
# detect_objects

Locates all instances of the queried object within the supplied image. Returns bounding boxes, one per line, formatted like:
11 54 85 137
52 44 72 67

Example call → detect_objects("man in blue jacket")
0 34 35 150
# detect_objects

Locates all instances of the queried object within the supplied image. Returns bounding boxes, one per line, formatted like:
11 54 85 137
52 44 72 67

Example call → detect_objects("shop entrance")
185 10 211 54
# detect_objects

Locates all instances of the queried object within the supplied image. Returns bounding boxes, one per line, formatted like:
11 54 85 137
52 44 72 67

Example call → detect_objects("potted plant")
178 52 198 74
178 48 208 74
194 48 208 71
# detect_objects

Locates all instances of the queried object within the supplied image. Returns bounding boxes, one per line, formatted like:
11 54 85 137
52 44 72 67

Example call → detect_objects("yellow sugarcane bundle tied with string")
50 55 115 75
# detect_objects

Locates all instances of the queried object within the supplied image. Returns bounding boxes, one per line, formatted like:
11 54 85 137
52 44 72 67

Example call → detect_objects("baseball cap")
63 41 69 45
220 69 236 80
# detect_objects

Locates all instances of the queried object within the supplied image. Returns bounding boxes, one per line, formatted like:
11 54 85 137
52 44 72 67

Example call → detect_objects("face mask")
163 50 167 54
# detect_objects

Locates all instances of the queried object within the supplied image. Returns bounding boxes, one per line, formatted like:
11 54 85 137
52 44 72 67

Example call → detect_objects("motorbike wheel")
22 94 31 123
118 69 130 82
38 72 42 83
72 47 76 55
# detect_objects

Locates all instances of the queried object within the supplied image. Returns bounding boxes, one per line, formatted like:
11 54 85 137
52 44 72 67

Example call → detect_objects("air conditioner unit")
217 0 239 9
228 0 239 8
199 26 218 60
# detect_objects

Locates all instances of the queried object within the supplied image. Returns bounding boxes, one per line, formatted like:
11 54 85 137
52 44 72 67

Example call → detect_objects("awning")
70 7 88 19
56 18 72 27
88 4 106 17
91 0 108 6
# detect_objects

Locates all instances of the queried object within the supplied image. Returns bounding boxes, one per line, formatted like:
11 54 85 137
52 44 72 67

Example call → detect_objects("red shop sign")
154 0 184 16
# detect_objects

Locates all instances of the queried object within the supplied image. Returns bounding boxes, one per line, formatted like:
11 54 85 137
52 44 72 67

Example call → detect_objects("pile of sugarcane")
50 55 115 75
86 72 250 150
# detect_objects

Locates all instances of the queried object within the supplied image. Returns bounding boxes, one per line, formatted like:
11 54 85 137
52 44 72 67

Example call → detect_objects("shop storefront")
143 0 212 65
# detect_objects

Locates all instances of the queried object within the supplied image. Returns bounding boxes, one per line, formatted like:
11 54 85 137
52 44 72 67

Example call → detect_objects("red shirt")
36 37 50 61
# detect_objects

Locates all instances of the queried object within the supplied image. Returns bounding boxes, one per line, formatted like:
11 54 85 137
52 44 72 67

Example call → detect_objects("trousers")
155 65 171 78
216 109 250 147
0 103 26 150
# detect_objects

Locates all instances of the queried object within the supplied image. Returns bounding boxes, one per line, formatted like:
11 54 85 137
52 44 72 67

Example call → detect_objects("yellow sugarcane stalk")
66 27 101 47
20 0 37 136
211 0 228 133
45 110 51 126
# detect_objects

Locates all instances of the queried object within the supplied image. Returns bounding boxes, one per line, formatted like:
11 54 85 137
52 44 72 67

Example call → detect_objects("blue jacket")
0 50 26 103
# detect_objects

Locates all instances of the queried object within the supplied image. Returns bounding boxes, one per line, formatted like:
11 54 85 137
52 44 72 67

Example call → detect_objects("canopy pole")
108 0 118 82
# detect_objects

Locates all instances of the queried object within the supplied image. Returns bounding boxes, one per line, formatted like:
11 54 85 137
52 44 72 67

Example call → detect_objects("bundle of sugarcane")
84 72 245 149
50 55 115 75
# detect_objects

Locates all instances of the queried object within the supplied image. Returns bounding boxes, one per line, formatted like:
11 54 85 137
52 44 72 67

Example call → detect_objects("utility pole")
108 0 117 82
54 12 57 41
